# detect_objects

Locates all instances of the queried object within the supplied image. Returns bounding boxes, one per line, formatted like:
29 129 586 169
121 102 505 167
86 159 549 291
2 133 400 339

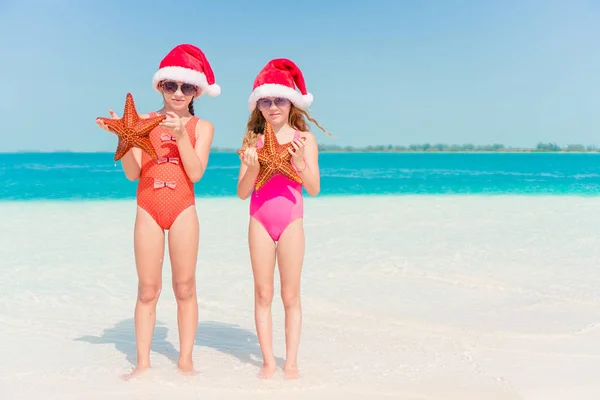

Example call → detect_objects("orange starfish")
96 93 165 161
238 122 306 191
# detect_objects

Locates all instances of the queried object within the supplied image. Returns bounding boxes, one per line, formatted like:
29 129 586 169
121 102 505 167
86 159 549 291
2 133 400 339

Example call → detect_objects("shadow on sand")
74 319 285 368
195 320 285 368
74 318 179 366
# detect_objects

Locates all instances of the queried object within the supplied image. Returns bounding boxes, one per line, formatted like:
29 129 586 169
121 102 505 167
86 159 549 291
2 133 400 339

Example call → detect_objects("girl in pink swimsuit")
96 44 220 379
237 58 331 380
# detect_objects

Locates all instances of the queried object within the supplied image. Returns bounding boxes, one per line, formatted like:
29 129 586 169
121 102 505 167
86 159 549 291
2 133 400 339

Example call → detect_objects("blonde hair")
241 104 332 149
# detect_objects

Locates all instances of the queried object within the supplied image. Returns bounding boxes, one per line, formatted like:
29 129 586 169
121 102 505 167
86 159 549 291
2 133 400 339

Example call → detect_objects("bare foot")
178 358 198 376
120 365 149 381
283 364 300 380
257 363 276 379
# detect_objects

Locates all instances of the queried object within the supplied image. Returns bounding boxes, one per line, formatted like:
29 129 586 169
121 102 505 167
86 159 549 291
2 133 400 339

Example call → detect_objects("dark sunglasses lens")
181 84 196 96
162 81 177 93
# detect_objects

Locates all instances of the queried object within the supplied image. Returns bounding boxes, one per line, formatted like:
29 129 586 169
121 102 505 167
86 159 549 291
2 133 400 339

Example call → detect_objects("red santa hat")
152 44 221 98
248 58 313 111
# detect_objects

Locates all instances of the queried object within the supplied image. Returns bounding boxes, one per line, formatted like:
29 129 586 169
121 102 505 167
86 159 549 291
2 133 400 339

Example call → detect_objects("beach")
2 195 600 399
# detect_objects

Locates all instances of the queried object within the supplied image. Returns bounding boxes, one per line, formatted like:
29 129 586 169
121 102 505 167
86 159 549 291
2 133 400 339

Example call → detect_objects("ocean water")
2 152 600 200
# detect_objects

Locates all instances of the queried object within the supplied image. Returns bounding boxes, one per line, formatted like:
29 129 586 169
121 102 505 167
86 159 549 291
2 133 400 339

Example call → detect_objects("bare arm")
97 110 148 181
177 119 214 182
237 163 259 200
237 147 259 200
121 148 142 181
293 132 320 196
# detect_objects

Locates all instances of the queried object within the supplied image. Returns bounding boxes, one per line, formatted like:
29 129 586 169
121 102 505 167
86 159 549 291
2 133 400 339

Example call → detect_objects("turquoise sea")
2 152 600 201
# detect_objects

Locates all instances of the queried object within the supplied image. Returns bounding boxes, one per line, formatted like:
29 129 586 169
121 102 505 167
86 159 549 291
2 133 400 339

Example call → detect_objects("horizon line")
2 141 600 154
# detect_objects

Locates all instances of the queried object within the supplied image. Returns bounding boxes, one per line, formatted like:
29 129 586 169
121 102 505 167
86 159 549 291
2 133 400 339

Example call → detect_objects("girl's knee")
173 278 196 301
138 284 161 304
281 288 300 309
255 285 274 307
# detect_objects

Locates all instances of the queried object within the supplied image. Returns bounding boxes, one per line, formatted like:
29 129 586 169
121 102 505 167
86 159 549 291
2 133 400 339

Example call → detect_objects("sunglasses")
160 81 197 96
257 97 291 110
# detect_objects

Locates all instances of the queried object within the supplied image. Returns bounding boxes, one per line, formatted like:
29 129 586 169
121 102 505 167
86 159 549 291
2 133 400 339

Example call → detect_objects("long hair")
241 104 331 149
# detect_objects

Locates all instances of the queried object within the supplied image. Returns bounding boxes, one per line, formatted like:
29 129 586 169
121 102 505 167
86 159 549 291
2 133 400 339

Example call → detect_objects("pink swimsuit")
250 130 304 242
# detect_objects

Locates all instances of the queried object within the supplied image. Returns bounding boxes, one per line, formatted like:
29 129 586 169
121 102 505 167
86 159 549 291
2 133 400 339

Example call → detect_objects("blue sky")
1 0 598 152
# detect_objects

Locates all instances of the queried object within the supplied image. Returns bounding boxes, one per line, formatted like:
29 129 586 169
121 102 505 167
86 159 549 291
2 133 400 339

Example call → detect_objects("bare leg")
276 218 305 380
168 206 199 375
248 217 277 378
122 207 165 380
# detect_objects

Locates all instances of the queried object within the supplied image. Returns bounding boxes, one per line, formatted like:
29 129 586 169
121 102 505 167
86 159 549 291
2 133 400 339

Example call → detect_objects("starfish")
96 93 165 161
238 122 306 191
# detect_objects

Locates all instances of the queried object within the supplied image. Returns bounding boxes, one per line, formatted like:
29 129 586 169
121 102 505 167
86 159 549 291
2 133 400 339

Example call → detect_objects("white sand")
2 196 600 399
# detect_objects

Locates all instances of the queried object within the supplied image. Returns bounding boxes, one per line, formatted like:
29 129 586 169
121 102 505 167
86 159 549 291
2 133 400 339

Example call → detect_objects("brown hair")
241 104 331 149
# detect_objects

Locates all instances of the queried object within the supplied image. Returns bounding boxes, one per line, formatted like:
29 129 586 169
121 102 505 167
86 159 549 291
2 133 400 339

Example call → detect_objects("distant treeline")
211 142 600 153
316 142 600 152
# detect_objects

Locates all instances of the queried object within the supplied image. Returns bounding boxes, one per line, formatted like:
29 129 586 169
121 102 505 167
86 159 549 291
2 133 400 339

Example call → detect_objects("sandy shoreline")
2 196 600 399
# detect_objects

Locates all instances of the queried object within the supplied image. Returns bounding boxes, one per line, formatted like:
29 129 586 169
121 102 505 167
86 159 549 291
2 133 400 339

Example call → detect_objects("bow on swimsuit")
136 112 199 230
249 130 304 242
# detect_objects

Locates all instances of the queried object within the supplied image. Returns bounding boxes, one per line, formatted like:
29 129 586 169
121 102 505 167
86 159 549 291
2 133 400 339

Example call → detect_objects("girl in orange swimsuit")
96 44 220 379
237 59 331 380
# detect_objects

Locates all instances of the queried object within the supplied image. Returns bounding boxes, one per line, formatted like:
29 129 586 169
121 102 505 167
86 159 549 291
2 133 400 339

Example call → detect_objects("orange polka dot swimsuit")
136 112 199 230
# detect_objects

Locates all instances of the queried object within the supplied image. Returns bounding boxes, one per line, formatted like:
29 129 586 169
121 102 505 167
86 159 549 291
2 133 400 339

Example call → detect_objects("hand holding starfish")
96 93 165 161
288 138 306 171
237 122 306 191
240 147 259 170
96 110 119 132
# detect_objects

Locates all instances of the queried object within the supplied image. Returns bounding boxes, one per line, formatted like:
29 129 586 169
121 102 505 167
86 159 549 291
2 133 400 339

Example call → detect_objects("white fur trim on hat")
302 93 314 105
152 66 221 97
248 83 313 111
205 84 221 97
